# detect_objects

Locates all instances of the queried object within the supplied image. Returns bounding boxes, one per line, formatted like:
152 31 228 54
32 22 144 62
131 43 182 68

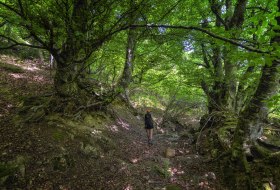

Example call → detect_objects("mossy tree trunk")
235 66 256 114
53 59 82 97
230 1 280 187
120 28 137 87
117 0 140 101
230 58 279 189
0 0 138 100
223 45 238 111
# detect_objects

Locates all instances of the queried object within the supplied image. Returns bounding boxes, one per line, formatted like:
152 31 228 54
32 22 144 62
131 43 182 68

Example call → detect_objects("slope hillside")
0 56 225 189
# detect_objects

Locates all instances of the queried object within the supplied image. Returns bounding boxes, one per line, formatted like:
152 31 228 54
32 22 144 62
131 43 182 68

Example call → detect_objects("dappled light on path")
124 184 133 190
107 124 119 132
117 118 131 130
9 73 46 83
91 129 102 135
0 55 52 120
9 73 25 79
107 119 133 132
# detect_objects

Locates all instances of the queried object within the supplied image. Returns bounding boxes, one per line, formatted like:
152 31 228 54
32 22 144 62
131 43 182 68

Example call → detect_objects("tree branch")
0 34 45 50
130 24 269 54
209 0 228 28
17 0 25 17
157 0 184 22
246 6 271 13
0 2 21 17
201 43 211 68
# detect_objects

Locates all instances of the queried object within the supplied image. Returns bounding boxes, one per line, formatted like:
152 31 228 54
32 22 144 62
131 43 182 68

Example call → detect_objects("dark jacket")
144 112 154 129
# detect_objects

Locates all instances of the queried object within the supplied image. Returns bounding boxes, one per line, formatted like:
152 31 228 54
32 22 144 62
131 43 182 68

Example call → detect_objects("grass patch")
0 62 24 73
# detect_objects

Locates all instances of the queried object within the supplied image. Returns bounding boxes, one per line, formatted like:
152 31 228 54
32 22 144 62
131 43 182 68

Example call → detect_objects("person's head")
146 109 150 113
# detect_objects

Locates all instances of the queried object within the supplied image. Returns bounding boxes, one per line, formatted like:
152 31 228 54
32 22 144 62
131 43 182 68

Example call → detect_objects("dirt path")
108 106 225 190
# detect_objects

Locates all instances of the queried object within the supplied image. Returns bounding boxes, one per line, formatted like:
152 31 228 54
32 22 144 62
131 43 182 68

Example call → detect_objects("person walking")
144 110 154 145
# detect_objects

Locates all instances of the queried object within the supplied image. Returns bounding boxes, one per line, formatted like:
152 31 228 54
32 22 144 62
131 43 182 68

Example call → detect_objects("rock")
165 148 176 158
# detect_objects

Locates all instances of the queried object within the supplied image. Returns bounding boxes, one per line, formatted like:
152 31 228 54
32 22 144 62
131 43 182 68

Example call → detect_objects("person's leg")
146 129 150 142
149 129 153 141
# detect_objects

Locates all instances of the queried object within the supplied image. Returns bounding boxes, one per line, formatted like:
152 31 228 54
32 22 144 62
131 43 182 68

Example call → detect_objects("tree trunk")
54 62 80 97
230 1 280 186
119 27 137 90
230 58 279 189
119 0 138 92
209 46 226 113
203 0 247 114
53 51 83 97
223 45 238 111
235 66 255 114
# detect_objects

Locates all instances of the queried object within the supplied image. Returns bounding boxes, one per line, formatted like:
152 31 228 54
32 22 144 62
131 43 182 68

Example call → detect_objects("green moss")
211 149 218 157
253 144 272 159
96 136 116 152
0 62 24 73
262 133 280 147
166 184 182 190
0 163 18 178
52 129 67 141
84 114 96 127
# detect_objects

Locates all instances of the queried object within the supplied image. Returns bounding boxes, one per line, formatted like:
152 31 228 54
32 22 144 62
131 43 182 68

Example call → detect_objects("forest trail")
107 104 224 189
0 56 225 189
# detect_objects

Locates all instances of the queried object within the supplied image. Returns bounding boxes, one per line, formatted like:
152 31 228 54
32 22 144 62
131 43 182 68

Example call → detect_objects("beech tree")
0 0 139 98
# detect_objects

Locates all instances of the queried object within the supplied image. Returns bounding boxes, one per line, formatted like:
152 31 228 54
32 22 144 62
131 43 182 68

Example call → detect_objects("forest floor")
0 55 226 190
